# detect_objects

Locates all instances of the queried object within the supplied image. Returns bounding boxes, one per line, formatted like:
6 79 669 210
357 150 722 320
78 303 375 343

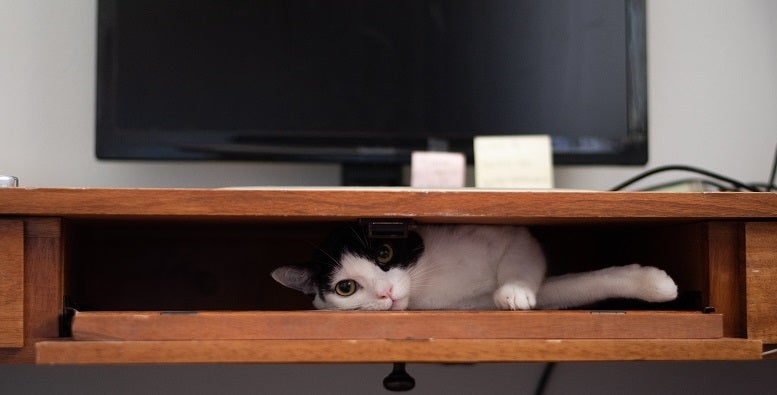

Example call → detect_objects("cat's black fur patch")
308 224 424 300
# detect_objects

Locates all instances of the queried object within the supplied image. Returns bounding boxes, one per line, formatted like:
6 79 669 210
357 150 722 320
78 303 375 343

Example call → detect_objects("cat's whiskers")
316 247 341 267
349 226 368 249
302 239 342 267
406 260 442 291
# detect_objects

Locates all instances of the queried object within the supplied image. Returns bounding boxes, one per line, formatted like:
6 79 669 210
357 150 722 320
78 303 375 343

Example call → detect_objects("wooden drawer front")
0 220 24 347
36 310 760 364
36 339 762 364
70 311 725 341
746 222 777 343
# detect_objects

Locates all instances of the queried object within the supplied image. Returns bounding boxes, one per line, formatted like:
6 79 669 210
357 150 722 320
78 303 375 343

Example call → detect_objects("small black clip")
359 219 413 239
703 306 716 314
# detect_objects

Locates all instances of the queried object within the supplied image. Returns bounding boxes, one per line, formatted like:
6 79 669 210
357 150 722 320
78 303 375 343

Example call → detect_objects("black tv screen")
96 0 647 168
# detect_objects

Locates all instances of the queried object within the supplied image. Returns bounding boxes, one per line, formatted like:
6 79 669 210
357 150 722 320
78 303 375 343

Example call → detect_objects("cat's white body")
273 225 678 311
407 225 545 310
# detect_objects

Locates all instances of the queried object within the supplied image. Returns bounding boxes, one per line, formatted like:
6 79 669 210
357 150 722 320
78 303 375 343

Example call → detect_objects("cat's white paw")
494 282 537 310
633 265 678 303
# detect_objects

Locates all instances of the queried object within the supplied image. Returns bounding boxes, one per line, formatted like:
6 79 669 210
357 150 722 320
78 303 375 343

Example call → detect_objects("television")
96 0 647 185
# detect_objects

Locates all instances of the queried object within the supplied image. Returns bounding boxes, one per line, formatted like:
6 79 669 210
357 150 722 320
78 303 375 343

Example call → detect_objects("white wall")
562 0 777 190
1 1 776 394
2 0 775 189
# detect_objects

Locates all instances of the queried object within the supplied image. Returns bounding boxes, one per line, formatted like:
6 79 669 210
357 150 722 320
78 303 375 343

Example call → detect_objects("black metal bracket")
359 219 414 239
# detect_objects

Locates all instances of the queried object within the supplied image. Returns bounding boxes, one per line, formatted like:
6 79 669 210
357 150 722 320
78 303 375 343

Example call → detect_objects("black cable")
642 178 732 192
749 183 775 192
533 362 556 395
610 164 761 192
767 144 777 192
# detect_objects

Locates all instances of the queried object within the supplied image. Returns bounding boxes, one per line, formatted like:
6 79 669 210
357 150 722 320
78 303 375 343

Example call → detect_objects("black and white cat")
271 224 678 310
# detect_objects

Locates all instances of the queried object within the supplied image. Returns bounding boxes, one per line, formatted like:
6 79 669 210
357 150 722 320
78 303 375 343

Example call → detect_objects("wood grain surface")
746 222 777 343
36 338 762 364
71 310 724 341
1 188 776 223
0 220 24 347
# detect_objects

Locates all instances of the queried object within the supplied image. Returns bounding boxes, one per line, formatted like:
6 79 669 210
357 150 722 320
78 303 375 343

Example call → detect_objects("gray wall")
1 1 776 394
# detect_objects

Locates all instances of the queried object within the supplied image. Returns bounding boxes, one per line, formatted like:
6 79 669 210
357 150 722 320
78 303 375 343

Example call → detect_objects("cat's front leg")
492 227 546 310
493 281 537 310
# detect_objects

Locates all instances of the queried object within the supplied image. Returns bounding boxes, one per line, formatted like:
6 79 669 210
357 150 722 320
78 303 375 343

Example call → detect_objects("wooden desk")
0 188 775 363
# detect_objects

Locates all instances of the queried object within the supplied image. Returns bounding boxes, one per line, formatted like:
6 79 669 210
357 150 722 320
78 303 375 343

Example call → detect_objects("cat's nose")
376 284 394 299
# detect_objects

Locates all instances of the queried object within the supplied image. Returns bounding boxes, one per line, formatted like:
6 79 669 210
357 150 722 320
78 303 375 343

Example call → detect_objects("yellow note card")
474 135 554 189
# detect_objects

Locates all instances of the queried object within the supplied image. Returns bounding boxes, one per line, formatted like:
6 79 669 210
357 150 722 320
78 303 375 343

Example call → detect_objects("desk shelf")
0 188 775 363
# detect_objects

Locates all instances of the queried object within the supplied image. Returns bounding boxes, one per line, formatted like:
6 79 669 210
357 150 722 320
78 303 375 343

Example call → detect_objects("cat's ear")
271 265 317 295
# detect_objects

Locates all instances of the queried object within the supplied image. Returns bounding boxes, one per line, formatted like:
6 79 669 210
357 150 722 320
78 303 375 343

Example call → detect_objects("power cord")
767 144 777 191
610 146 777 192
610 165 761 192
533 362 556 395
612 144 777 192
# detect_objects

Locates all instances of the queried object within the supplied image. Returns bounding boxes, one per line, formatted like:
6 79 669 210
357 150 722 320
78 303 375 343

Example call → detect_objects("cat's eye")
376 243 394 264
334 279 358 296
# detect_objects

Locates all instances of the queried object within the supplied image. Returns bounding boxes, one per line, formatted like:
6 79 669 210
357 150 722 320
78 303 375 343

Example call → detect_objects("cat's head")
271 224 424 310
